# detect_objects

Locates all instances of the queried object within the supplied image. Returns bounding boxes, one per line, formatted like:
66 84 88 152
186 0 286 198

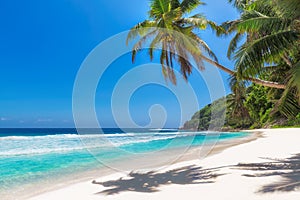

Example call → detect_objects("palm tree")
126 0 285 89
227 76 250 119
126 0 221 84
224 0 300 117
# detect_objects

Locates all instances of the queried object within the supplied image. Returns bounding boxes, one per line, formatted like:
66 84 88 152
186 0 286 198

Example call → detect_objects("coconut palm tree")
227 76 250 118
126 0 222 84
224 0 300 117
126 0 285 89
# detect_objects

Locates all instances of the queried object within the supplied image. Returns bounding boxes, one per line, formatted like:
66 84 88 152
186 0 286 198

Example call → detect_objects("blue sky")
0 0 239 128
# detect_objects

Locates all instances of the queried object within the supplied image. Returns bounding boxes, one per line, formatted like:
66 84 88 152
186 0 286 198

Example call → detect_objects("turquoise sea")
0 128 248 198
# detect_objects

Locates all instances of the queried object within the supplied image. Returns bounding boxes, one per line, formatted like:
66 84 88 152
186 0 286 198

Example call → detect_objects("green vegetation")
183 85 300 130
183 97 227 130
224 0 300 119
127 0 300 129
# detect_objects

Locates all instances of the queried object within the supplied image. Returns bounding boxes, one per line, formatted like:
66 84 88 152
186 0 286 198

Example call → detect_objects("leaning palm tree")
126 0 284 88
224 0 300 117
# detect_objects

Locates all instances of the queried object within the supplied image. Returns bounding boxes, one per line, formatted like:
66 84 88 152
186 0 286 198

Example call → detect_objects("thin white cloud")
0 117 8 121
36 119 53 122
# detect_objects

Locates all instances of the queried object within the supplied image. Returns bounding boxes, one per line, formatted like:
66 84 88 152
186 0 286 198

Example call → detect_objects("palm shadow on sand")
92 154 300 195
236 153 300 193
92 165 224 195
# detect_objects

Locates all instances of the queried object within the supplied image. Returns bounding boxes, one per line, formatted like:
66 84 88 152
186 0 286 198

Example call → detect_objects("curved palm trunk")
200 55 286 89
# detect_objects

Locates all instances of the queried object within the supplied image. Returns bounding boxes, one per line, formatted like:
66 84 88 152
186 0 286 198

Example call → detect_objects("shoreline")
25 131 262 200
29 128 300 200
2 131 254 200
2 131 255 200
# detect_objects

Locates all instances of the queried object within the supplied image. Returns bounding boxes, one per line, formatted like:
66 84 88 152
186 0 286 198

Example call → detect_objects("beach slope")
30 128 300 200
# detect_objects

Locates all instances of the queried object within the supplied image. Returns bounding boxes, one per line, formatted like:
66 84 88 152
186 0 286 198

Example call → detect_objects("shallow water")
0 128 248 198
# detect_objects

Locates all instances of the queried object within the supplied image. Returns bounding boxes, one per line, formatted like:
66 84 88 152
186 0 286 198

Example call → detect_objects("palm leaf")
149 31 165 60
288 60 300 102
227 32 244 59
131 29 158 62
274 86 300 118
180 0 204 13
235 30 299 77
236 16 292 33
273 0 300 19
163 7 182 28
170 0 180 9
149 0 172 19
181 16 207 29
190 32 218 62
228 0 252 10
126 21 157 45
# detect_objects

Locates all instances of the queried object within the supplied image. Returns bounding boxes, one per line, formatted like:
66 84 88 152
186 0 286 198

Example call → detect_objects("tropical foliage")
127 0 289 88
128 0 300 128
183 89 300 130
183 97 228 130
225 0 300 119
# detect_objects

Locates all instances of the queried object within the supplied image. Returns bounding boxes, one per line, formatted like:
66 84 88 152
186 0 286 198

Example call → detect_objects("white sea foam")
0 131 210 141
0 146 91 156
149 128 178 131
0 132 190 156
0 133 137 141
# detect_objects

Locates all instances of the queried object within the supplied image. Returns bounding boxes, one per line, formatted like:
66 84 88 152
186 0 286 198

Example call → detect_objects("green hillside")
183 85 300 131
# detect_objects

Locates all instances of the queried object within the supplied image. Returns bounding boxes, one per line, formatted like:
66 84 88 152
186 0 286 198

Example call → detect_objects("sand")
29 128 300 200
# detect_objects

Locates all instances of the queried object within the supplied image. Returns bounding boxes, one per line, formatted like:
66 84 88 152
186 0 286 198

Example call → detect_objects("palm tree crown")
126 0 221 84
127 0 286 90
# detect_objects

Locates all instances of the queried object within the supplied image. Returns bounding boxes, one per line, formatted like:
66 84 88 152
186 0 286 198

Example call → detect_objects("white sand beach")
30 128 300 200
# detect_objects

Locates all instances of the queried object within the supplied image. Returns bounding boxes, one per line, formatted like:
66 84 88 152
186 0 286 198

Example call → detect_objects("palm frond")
181 16 207 29
227 33 244 59
207 20 226 36
175 41 193 80
170 0 180 9
131 30 158 62
149 0 173 19
148 31 165 60
182 14 225 35
222 19 241 34
126 21 157 45
235 30 299 77
273 0 300 19
236 16 292 33
241 10 268 20
180 0 204 13
163 7 182 26
288 60 300 102
228 0 252 10
190 32 218 62
274 86 300 118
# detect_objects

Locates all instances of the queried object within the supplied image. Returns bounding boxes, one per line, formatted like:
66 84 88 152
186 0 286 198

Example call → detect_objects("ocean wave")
0 132 196 141
0 145 102 156
0 131 221 157
0 133 137 141
0 130 214 141
0 134 184 156
0 136 30 140
149 128 178 131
